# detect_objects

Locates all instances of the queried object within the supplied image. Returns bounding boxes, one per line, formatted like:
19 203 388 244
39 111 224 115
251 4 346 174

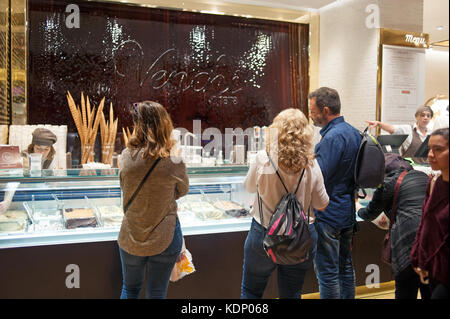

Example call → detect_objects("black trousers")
430 279 449 299
394 265 431 299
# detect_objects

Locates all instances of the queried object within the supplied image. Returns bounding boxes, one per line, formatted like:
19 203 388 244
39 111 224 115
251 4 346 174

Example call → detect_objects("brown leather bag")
381 170 408 265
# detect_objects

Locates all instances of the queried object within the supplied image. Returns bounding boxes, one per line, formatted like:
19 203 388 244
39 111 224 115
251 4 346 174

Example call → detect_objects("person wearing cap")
366 105 433 164
356 153 431 299
21 128 58 169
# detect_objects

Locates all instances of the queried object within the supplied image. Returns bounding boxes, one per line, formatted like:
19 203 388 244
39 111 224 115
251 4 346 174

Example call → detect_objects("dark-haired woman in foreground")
411 127 449 299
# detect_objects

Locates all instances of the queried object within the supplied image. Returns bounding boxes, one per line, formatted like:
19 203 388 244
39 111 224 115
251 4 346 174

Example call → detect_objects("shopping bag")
371 212 390 230
170 238 196 282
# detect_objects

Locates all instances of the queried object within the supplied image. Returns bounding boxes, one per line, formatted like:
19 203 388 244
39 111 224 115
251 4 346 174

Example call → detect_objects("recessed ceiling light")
436 26 445 31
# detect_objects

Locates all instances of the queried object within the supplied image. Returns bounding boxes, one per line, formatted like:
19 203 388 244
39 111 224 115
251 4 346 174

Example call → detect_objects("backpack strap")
294 169 306 195
257 187 264 226
267 152 305 195
267 155 289 193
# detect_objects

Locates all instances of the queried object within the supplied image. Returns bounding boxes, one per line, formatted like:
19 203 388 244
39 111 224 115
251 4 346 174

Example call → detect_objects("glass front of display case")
0 165 252 249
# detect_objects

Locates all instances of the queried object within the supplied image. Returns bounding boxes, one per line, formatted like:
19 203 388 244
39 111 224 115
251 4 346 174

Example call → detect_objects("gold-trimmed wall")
11 0 26 124
0 0 8 125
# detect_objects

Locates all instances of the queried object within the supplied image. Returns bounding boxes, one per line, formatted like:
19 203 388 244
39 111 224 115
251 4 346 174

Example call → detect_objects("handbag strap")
124 158 161 213
388 170 408 230
430 174 439 196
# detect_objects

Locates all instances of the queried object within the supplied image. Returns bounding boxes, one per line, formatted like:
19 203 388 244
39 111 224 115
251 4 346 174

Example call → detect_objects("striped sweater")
357 169 429 276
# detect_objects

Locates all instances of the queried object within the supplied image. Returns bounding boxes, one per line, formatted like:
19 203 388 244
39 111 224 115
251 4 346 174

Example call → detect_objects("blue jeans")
241 218 318 299
313 220 355 299
119 219 183 299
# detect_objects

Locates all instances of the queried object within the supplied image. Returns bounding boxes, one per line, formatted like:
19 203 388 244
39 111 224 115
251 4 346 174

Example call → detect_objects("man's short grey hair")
308 87 341 115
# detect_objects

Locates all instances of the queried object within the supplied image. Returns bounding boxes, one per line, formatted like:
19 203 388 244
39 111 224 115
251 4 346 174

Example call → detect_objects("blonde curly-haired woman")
241 108 329 299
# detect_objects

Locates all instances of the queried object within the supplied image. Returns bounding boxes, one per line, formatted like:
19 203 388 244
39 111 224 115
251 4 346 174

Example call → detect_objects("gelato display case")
0 166 394 298
0 165 252 249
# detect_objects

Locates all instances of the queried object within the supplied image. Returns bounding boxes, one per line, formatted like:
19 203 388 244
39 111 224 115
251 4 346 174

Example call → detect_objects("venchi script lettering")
113 40 243 98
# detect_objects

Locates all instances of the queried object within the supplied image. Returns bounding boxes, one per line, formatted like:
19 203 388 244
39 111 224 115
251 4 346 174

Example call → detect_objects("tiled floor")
357 289 395 299
302 281 402 299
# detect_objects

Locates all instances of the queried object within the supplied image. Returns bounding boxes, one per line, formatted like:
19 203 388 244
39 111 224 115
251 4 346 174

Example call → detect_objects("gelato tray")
63 208 98 229
33 218 64 232
97 205 123 228
0 212 28 233
23 200 60 222
213 200 249 218
184 201 224 220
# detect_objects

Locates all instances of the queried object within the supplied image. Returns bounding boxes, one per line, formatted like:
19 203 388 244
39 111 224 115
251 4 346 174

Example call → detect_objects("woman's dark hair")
27 144 56 162
308 87 341 115
128 101 176 159
430 127 449 144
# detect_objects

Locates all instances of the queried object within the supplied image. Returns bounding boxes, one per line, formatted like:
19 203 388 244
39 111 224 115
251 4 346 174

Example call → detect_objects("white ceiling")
225 0 448 43
222 0 336 11
423 0 449 44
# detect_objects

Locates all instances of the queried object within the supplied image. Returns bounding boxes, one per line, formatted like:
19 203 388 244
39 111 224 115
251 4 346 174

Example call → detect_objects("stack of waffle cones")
66 91 105 164
122 127 134 147
100 103 118 165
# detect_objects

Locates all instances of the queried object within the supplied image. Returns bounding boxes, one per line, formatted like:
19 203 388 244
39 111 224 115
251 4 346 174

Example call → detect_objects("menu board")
380 45 425 124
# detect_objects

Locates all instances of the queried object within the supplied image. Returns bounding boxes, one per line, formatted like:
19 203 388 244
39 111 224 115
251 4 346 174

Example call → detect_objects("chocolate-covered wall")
27 0 308 135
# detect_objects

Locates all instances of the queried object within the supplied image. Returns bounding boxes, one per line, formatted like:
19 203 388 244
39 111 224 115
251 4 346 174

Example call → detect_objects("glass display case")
0 165 252 249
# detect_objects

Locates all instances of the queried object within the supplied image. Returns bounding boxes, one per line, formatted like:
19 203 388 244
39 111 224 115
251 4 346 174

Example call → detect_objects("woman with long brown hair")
118 101 189 299
241 108 329 298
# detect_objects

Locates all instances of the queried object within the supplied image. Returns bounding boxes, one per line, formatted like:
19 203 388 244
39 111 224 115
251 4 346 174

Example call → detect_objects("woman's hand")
355 201 364 212
413 267 430 284
365 120 395 134
366 120 380 128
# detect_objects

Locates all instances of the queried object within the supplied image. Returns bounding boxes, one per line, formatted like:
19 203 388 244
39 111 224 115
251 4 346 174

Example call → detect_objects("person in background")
21 128 58 169
308 87 362 299
431 105 449 131
241 108 329 299
118 101 189 299
411 127 449 299
366 105 433 164
356 153 431 299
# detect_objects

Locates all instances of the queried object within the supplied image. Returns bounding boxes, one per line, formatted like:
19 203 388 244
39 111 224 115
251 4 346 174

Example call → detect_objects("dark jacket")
358 169 429 275
314 116 362 229
411 175 449 286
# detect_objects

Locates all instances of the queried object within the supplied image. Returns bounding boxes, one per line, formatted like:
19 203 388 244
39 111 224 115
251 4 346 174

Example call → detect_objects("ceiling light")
436 26 445 31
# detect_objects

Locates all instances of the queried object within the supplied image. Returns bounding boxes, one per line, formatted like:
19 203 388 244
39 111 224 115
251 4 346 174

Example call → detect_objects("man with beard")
308 87 362 299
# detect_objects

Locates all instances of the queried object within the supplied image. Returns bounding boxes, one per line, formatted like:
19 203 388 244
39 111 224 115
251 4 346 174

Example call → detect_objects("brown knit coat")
118 148 189 256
